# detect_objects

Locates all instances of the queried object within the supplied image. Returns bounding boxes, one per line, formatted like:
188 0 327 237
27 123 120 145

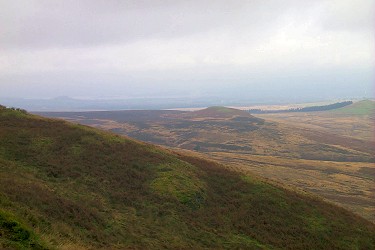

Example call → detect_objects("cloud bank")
0 0 373 100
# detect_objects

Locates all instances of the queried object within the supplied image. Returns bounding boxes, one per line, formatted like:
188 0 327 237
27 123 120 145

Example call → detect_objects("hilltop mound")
0 107 374 249
333 100 375 116
191 106 257 120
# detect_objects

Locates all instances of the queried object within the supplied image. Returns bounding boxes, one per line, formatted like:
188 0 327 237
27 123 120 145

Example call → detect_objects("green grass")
333 100 375 116
150 161 206 208
0 106 374 249
0 210 47 250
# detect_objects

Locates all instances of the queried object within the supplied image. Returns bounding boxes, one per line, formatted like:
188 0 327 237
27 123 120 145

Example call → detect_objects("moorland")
2 105 375 249
38 100 375 222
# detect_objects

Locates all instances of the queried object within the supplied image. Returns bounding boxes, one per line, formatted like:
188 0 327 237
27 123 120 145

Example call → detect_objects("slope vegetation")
37 106 375 221
1 106 374 249
333 100 375 116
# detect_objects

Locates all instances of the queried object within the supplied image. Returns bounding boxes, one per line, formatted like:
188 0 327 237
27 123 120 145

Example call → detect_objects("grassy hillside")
333 100 375 116
1 106 374 249
38 107 375 221
37 107 375 221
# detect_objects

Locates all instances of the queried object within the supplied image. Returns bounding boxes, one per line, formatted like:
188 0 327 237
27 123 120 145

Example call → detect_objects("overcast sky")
0 0 374 101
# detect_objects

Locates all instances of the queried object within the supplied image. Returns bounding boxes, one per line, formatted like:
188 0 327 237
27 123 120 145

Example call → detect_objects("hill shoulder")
333 100 375 116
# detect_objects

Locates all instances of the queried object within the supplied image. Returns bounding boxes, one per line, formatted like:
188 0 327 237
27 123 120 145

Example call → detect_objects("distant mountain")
1 106 374 249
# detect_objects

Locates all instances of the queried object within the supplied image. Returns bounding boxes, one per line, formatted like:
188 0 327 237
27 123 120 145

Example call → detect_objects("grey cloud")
319 0 374 31
0 0 315 49
0 0 373 101
0 0 236 48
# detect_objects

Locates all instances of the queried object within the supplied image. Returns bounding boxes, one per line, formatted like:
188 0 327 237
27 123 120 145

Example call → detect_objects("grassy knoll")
1 106 374 249
333 100 375 116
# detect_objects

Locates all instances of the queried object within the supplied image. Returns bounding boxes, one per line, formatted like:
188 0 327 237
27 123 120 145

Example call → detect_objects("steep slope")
1 106 374 249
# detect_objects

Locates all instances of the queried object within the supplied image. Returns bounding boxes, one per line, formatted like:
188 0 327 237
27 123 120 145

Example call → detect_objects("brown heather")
0 106 374 249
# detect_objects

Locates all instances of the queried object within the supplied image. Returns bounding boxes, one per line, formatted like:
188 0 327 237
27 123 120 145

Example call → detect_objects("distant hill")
249 101 353 114
191 106 256 119
333 100 375 116
1 106 374 249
